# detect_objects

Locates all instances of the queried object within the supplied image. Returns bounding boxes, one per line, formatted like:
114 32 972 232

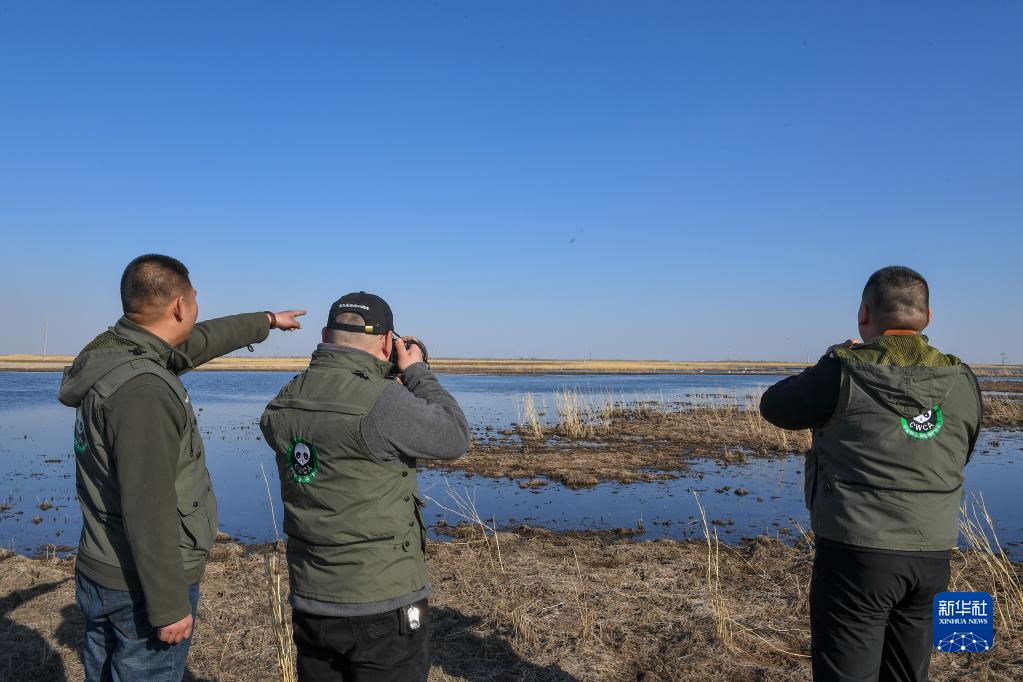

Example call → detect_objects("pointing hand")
270 310 306 331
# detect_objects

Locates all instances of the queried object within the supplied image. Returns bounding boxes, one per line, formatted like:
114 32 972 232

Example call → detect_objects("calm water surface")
2 371 1020 556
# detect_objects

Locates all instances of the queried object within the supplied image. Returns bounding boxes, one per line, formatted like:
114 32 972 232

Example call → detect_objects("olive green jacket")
807 337 982 551
260 345 469 615
58 313 269 626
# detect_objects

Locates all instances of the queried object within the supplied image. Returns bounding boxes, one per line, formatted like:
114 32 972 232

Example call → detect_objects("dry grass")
695 493 733 647
5 518 1019 681
5 353 1021 377
552 389 615 440
517 392 546 440
984 394 1023 428
260 463 296 682
953 494 1023 630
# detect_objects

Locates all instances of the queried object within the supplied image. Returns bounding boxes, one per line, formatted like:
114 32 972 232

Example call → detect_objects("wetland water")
2 371 1021 556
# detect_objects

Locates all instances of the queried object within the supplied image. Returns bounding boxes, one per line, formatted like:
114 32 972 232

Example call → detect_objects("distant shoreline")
2 354 1021 377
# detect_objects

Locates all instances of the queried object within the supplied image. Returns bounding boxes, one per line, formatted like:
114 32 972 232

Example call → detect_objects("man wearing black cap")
260 292 470 681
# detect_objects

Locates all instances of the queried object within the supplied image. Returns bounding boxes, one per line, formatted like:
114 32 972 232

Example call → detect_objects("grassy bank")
3 354 1022 376
3 502 1020 681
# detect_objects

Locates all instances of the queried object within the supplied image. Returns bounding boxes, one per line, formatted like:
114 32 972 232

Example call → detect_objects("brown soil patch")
2 532 1020 681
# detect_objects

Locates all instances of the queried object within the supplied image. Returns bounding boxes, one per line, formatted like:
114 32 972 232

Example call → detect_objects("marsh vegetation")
2 496 1020 681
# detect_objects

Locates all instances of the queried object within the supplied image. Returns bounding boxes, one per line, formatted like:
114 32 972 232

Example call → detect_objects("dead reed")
517 389 811 458
553 388 615 439
953 493 1023 629
983 394 1023 428
695 492 732 646
260 463 296 682
517 392 545 440
425 481 505 573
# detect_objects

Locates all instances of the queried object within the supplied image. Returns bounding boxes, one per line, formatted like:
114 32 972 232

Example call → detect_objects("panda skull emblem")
294 443 312 466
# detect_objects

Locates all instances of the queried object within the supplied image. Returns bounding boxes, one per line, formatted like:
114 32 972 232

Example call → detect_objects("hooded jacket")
260 344 470 617
58 313 269 626
804 336 982 550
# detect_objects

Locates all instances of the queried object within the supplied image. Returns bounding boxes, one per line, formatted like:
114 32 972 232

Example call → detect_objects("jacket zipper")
834 477 961 495
292 535 395 548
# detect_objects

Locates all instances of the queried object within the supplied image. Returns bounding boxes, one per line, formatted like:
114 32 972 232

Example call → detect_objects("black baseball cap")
326 292 394 335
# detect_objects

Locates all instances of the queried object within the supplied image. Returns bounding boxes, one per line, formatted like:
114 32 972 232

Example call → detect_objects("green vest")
260 347 428 605
67 337 217 576
807 343 981 551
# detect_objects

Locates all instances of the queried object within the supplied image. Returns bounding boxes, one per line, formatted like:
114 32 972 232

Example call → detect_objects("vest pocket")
178 499 215 552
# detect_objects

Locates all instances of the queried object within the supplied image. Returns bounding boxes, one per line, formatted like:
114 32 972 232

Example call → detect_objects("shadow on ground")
431 606 577 681
1 581 212 682
0 579 70 680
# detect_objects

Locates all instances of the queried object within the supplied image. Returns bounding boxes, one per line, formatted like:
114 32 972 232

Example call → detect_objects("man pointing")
59 253 305 681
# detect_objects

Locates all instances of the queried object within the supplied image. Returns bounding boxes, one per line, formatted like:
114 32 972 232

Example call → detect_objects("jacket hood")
57 318 190 408
841 361 963 419
833 335 963 419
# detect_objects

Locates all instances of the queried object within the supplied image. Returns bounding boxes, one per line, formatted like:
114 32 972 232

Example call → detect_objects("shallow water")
1 371 1020 557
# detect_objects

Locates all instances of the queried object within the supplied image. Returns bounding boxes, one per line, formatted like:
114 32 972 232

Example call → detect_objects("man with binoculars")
260 291 470 681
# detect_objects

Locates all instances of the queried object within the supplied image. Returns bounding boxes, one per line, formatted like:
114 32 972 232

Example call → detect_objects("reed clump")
983 394 1023 428
553 388 615 439
517 392 546 440
517 389 811 458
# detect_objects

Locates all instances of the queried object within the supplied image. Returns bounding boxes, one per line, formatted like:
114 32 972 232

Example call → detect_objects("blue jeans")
76 571 200 682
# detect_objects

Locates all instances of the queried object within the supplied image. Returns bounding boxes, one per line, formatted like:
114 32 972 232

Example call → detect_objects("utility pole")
42 319 48 359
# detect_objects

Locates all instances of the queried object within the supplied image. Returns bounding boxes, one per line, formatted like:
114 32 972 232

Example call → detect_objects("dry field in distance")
3 354 1021 376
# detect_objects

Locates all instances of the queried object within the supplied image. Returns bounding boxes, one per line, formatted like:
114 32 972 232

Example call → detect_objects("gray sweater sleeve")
361 363 470 464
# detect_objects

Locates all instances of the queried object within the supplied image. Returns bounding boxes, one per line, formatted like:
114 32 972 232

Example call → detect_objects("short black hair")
120 254 192 316
861 266 930 330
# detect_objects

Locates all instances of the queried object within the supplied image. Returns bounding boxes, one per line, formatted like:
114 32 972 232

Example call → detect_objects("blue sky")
1 3 1020 362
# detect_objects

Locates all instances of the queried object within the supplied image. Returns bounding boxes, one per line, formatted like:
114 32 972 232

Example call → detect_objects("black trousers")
292 599 430 682
810 539 950 682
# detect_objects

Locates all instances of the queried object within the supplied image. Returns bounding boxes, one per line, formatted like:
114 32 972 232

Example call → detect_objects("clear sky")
1 3 1020 362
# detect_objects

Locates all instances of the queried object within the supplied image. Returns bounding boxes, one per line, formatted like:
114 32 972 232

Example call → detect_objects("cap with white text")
326 292 394 335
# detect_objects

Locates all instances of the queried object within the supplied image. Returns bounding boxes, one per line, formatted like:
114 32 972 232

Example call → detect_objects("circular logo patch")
901 405 943 440
287 438 319 483
73 409 89 455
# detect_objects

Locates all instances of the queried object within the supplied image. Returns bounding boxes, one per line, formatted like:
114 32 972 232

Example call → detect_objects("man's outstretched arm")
177 310 306 368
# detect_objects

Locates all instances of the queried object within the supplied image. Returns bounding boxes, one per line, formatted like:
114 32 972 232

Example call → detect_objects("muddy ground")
2 529 1020 682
